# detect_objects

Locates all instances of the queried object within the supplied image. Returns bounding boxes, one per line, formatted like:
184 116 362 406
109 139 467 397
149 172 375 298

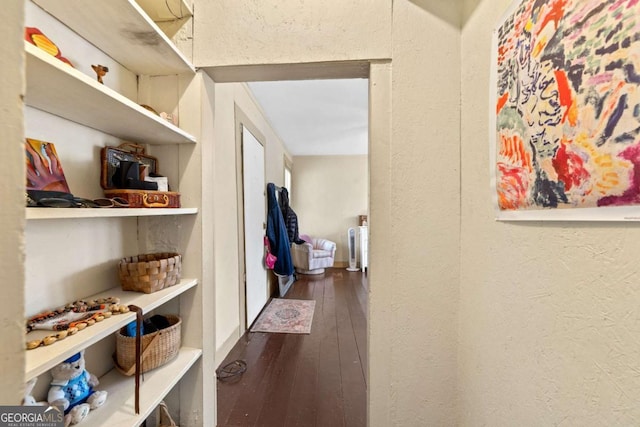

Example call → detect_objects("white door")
242 126 268 327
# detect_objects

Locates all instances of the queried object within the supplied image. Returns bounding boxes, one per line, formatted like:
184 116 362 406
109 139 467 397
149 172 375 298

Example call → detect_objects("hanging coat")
266 183 294 276
278 187 305 244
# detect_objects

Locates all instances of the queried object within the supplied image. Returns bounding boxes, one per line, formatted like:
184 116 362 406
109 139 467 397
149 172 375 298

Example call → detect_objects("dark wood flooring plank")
253 276 320 425
315 275 346 427
284 277 324 427
216 332 270 425
335 273 366 427
345 272 368 386
253 333 304 426
217 269 367 427
355 272 369 316
223 333 286 426
286 278 305 299
221 275 313 424
288 275 316 300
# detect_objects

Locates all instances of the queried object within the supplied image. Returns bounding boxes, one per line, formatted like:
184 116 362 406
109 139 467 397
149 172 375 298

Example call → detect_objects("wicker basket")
118 253 181 294
114 314 181 375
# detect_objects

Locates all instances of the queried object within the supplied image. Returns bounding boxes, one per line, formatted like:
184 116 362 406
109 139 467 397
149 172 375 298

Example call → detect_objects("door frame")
234 105 268 333
215 62 390 426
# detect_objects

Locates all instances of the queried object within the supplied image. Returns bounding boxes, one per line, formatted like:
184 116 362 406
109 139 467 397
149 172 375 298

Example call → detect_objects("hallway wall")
195 1 462 425
0 0 25 404
387 3 461 424
292 155 368 264
193 0 391 66
212 82 291 362
460 1 640 425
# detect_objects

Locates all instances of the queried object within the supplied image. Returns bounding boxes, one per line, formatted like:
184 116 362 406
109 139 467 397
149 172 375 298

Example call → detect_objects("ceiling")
247 78 369 156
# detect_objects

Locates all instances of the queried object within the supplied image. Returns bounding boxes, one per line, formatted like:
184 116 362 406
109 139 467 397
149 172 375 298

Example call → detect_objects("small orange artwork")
25 138 71 193
24 27 73 67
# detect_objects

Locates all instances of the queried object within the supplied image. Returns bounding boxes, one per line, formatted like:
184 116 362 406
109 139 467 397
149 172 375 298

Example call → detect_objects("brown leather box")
100 143 180 208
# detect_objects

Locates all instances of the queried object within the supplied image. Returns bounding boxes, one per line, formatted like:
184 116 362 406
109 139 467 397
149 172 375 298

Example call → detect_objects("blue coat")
266 183 294 276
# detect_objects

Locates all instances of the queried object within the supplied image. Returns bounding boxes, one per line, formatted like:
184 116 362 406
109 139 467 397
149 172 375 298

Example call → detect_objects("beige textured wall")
211 82 240 361
291 155 368 263
389 2 461 425
212 82 291 361
193 0 392 66
0 0 25 405
367 61 393 427
195 1 462 425
460 1 640 425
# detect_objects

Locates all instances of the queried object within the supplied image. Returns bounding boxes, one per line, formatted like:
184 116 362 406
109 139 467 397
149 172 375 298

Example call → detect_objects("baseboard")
331 262 366 270
215 325 241 366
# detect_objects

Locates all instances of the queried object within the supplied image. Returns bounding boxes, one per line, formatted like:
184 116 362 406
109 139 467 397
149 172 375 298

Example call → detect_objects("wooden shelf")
137 0 193 22
84 347 201 427
25 43 196 145
24 0 206 423
31 0 194 75
27 207 198 220
26 279 198 380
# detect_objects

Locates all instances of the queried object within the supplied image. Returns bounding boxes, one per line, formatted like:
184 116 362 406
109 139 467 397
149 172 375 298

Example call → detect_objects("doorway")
240 125 268 327
246 78 369 269
224 77 370 426
205 61 392 426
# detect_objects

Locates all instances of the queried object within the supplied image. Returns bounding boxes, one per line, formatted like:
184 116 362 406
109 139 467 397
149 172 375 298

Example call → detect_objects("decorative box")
100 143 180 208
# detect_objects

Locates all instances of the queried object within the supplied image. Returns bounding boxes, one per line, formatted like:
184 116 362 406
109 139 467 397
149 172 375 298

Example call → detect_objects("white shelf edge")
125 278 198 314
25 42 197 145
86 347 202 427
25 279 198 380
27 207 198 220
31 0 195 75
126 0 195 74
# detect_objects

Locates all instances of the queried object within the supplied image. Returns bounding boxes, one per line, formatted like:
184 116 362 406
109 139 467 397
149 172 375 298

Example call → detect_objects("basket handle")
158 401 178 427
143 193 170 208
129 304 143 415
115 332 161 376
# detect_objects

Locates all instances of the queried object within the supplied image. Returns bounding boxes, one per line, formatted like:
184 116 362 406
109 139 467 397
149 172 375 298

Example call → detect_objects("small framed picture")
25 138 71 193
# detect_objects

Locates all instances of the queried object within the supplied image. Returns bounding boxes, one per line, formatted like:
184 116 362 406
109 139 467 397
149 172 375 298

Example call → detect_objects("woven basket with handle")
114 314 181 375
118 252 181 293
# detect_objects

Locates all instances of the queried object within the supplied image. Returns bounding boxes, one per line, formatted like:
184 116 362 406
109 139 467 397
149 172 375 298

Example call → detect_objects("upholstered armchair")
291 234 336 274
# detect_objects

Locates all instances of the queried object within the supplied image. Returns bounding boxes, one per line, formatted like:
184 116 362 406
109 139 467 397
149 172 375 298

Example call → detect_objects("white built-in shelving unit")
26 279 198 380
24 0 204 425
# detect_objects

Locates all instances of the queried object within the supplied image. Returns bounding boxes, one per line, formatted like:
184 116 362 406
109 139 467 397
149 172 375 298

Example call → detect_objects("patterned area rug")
251 298 315 334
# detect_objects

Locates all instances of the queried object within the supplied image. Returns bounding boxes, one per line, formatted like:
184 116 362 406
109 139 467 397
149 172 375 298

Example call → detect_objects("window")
284 157 292 203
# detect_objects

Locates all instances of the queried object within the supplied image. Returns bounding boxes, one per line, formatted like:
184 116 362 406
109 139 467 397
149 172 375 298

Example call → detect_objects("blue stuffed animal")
48 351 107 426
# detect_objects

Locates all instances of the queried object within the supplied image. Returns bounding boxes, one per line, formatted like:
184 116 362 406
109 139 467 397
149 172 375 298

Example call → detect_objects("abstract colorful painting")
493 0 640 218
25 138 71 193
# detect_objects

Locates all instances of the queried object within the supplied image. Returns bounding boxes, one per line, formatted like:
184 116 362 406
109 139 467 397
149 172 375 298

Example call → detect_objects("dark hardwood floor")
217 268 368 427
